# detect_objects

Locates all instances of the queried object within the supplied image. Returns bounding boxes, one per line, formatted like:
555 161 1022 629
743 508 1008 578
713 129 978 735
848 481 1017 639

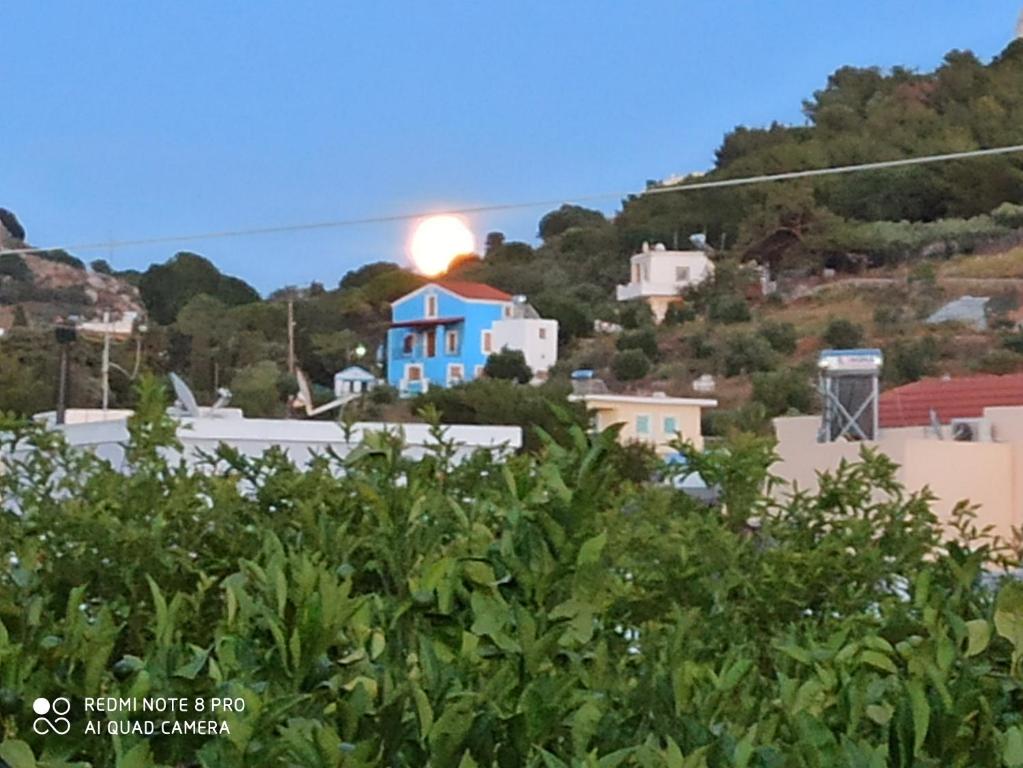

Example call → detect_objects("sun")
408 215 475 276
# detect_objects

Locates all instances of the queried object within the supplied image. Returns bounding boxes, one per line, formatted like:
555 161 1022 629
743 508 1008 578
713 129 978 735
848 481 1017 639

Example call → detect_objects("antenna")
929 409 943 439
291 368 360 417
169 372 201 417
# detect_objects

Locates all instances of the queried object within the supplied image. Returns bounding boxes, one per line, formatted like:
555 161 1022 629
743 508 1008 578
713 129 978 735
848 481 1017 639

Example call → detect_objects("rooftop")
879 372 1023 428
435 280 512 301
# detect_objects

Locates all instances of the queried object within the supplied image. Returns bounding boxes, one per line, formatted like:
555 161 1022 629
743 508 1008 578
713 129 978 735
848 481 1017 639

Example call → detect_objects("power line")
3 143 1023 259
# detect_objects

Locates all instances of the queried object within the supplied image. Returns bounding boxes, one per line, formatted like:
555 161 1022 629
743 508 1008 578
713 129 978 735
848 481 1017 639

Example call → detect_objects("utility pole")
101 311 111 410
287 299 296 374
54 320 77 425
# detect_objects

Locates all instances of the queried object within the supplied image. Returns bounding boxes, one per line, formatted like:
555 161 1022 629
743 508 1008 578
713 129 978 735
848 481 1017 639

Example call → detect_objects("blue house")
386 281 516 396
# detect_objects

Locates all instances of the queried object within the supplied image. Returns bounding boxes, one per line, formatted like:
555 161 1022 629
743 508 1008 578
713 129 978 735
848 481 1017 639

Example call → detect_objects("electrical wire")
3 143 1023 258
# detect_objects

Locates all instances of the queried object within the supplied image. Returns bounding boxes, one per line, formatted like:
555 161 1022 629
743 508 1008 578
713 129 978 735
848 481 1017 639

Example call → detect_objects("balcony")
615 281 681 301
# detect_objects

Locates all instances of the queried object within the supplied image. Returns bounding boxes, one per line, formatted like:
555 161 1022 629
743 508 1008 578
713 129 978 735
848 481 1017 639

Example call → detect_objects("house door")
426 330 437 357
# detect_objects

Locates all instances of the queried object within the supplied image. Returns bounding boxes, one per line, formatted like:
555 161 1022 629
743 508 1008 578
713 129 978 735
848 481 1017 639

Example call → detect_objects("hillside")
0 208 143 330
5 40 1023 424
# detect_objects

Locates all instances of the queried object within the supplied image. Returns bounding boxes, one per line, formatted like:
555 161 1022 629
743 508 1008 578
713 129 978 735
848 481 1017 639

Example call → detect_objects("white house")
492 297 558 381
334 365 379 397
615 242 714 323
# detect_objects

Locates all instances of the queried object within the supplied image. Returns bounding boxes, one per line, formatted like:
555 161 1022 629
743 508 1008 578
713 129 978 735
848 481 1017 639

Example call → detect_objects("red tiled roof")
435 280 512 301
879 373 1023 428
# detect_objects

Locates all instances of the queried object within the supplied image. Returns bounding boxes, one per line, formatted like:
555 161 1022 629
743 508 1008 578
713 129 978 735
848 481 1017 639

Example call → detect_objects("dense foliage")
1 382 1023 766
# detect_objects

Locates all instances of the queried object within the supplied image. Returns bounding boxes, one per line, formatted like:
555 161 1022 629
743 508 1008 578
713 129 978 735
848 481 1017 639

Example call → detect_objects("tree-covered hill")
5 40 1023 419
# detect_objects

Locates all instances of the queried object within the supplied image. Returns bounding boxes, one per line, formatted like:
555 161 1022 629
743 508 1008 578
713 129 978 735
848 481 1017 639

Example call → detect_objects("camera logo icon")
32 697 71 735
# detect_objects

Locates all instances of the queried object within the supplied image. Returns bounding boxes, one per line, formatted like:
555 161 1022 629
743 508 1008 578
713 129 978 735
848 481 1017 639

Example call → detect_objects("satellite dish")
291 368 360 418
168 373 232 417
169 372 201 417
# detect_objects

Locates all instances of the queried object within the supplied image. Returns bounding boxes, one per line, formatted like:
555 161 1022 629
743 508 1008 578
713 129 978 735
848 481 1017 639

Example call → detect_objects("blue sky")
3 1 1021 294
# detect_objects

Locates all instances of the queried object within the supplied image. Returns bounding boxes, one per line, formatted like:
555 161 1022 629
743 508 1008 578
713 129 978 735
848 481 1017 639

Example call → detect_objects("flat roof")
569 393 717 408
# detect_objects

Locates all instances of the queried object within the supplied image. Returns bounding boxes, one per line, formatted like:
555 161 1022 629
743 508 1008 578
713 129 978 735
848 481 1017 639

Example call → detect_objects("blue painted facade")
386 284 509 395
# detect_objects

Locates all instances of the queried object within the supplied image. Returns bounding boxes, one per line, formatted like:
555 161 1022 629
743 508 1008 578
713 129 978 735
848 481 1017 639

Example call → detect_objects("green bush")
722 332 777 376
611 348 651 380
484 348 533 383
751 368 814 416
757 320 798 354
708 294 751 324
615 328 660 361
822 317 865 349
0 380 1019 766
885 336 940 385
974 349 1023 374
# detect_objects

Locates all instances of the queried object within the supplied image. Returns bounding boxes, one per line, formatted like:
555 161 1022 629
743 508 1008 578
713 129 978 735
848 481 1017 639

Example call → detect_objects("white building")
492 297 559 382
23 408 522 470
615 242 714 323
334 365 379 397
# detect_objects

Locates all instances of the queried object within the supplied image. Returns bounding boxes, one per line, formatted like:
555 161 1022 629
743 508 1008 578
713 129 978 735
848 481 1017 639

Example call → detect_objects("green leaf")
1005 726 1023 767
866 703 893 726
577 531 607 566
996 582 1023 651
412 683 434 739
861 650 898 675
907 680 930 756
965 619 991 657
0 740 36 768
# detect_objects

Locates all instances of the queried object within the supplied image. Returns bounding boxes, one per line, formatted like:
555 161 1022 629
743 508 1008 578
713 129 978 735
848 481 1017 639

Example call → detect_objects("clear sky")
3 1 1021 294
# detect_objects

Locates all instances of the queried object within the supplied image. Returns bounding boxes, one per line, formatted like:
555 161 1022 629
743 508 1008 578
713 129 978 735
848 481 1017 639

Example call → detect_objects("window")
448 364 464 384
406 364 422 381
503 305 512 318
474 365 485 378
426 330 437 357
402 334 415 355
663 416 678 435
426 294 438 318
636 415 651 435
482 331 493 354
538 327 547 340
675 266 690 282
445 329 459 354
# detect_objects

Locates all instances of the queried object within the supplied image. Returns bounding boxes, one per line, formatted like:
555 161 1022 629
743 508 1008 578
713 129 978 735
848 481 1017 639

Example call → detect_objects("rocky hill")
0 208 143 330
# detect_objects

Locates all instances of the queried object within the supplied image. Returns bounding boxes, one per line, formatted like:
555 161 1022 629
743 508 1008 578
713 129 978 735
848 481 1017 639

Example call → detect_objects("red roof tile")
435 281 512 301
879 373 1023 428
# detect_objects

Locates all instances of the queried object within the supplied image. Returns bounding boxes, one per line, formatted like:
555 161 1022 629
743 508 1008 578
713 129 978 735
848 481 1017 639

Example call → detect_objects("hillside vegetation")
4 42 1023 423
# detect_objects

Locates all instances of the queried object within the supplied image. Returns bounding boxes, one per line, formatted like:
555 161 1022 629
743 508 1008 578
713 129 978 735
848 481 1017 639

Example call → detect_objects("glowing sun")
408 215 475 276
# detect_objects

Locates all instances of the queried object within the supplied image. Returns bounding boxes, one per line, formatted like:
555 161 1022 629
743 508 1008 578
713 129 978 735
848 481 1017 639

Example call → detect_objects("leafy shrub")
617 301 655 330
722 332 777 376
885 336 940 385
0 381 1019 766
751 368 814 416
689 330 716 359
974 349 1023 374
615 328 659 361
708 294 751 324
611 348 651 380
822 317 865 349
484 348 533 383
873 304 905 332
757 320 798 354
662 302 697 326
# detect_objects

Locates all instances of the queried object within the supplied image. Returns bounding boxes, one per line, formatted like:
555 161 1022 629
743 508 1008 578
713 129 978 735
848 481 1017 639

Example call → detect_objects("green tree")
483 348 532 384
611 348 651 380
822 317 865 349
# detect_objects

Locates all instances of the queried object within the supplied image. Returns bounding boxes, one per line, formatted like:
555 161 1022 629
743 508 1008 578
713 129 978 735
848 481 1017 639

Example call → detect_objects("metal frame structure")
817 349 883 442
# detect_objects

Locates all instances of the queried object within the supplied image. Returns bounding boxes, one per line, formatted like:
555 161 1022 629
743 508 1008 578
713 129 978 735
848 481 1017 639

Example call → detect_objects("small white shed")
334 366 379 397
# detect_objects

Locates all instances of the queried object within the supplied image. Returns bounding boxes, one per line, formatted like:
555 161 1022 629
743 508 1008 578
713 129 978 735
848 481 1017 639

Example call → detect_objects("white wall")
491 318 559 377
